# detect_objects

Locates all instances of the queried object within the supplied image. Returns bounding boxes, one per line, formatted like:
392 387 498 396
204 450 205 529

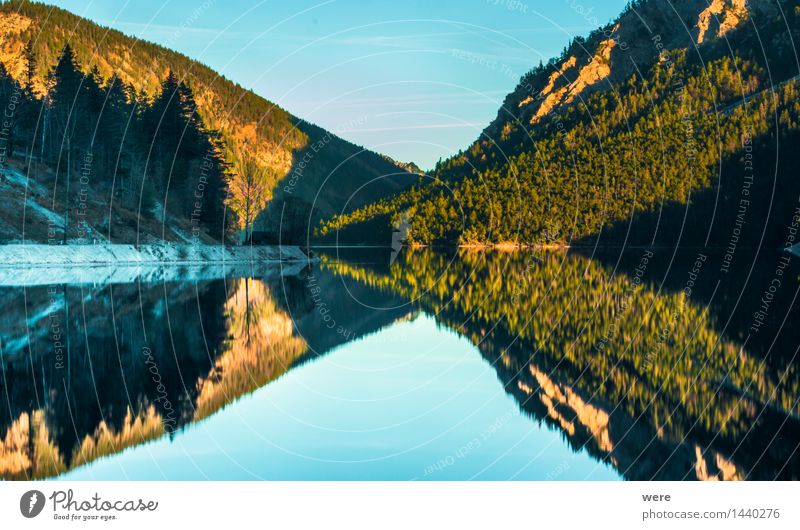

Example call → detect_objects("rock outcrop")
489 0 777 133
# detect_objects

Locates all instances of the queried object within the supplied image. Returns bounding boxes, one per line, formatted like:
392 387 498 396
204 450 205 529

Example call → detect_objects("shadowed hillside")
0 0 415 243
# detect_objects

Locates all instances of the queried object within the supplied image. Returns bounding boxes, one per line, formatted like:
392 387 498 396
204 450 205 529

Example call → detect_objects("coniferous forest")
0 43 231 243
0 0 414 246
319 0 800 249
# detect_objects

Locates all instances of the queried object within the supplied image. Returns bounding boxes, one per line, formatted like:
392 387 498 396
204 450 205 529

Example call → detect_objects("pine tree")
23 38 37 90
0 64 21 167
48 44 85 241
98 74 135 192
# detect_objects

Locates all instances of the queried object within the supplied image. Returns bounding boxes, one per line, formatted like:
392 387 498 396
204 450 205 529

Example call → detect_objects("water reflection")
0 263 409 479
325 247 800 480
0 247 798 480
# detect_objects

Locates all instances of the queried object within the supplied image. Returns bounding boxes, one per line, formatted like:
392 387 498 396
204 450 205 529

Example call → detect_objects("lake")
1 247 798 480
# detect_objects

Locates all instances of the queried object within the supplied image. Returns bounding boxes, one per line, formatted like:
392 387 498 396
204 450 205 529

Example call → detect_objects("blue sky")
47 0 628 169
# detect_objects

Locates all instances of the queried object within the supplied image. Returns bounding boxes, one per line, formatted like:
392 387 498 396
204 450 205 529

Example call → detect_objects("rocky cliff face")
488 0 777 135
695 0 750 44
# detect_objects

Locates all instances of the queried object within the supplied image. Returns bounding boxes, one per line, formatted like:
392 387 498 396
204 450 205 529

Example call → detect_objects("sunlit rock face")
695 0 749 44
489 0 777 135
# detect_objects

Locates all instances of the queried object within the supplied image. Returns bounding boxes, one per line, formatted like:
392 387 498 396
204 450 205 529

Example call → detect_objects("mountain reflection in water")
1 247 798 480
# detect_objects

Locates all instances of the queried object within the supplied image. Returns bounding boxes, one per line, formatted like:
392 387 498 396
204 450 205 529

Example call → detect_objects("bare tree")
229 154 271 243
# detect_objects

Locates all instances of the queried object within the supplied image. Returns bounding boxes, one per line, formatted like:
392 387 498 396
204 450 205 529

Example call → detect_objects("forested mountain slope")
0 0 413 243
321 0 800 247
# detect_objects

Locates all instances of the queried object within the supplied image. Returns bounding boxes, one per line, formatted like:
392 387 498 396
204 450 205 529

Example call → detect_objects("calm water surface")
1 247 798 480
